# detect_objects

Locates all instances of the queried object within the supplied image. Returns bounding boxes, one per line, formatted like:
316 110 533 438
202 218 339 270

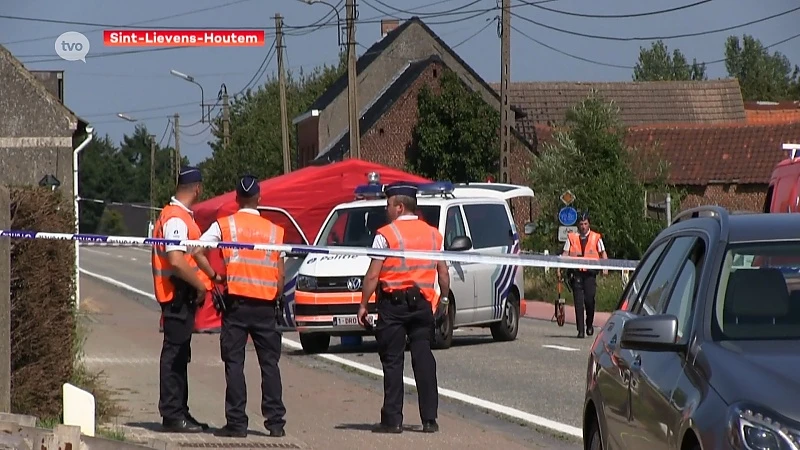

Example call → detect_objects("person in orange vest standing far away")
357 182 450 434
151 166 212 432
561 211 608 339
192 174 287 439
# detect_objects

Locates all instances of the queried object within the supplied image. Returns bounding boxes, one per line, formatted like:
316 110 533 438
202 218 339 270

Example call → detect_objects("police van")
289 174 535 354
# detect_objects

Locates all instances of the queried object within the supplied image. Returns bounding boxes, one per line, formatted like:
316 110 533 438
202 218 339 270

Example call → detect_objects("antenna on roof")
783 143 800 161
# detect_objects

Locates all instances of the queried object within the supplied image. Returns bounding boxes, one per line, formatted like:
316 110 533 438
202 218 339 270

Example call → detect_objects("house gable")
295 17 533 157
0 44 84 137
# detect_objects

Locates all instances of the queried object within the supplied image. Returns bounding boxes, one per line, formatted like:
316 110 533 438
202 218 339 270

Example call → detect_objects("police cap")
236 174 260 198
177 166 202 185
384 182 418 198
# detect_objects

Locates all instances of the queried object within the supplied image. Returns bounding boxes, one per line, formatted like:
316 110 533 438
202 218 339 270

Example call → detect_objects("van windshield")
316 205 440 247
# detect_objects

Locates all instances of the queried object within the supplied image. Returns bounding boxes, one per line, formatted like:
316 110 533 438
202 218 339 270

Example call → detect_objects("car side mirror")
446 236 472 252
523 222 536 235
620 314 679 352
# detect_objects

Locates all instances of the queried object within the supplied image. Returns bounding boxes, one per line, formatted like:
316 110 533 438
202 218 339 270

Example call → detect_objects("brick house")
625 121 800 211
0 44 88 200
292 17 538 230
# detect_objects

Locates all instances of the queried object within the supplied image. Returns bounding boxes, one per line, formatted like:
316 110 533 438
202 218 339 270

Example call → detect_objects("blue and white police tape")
0 229 640 271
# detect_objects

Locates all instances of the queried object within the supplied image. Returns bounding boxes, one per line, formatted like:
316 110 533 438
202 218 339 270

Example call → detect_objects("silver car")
583 206 800 450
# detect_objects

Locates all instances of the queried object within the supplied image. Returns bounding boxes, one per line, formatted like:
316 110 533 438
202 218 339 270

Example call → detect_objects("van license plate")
333 315 360 326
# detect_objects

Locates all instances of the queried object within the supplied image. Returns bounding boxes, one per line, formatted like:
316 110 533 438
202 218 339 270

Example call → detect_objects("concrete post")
0 185 10 412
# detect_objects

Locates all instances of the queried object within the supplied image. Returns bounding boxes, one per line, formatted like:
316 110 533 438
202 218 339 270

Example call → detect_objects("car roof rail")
671 205 730 241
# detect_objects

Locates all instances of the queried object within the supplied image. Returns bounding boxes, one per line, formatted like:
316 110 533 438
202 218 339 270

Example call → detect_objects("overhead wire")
236 38 277 96
157 119 172 147
517 0 713 18
452 17 497 49
1 0 258 46
509 4 800 42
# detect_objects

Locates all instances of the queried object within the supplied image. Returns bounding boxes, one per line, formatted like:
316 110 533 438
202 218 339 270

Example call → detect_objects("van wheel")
432 301 455 350
491 290 520 342
299 333 330 354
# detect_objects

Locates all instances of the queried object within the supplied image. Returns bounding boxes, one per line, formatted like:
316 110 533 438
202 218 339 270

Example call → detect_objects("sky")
2 0 799 165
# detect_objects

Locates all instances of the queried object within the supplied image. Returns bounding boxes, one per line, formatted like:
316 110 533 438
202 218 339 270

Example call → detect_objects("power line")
519 0 713 19
0 0 258 46
512 25 800 70
452 17 497 49
510 5 800 42
237 38 277 95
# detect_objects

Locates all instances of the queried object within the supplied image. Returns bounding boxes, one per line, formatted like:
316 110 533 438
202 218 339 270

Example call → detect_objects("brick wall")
680 183 767 212
356 61 535 233
296 117 319 168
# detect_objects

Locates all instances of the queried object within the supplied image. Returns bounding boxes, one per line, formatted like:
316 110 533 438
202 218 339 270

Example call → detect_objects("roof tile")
492 80 747 143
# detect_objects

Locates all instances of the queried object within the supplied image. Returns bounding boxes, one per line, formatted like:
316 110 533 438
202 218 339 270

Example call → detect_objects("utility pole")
345 0 360 159
173 113 181 183
499 0 512 184
275 13 291 174
222 87 231 150
149 134 156 224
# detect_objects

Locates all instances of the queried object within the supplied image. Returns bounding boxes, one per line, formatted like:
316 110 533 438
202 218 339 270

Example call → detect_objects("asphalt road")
79 245 592 431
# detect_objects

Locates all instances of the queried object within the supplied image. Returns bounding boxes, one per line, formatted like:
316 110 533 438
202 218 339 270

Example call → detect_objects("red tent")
186 159 431 333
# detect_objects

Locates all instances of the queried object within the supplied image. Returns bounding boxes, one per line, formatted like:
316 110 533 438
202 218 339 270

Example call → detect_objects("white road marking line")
82 248 114 257
78 267 584 438
130 257 138 261
542 344 580 352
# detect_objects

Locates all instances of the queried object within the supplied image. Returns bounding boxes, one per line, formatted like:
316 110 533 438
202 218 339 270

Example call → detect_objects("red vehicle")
764 143 800 213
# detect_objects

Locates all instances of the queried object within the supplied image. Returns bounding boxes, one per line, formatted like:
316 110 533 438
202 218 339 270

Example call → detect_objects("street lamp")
169 69 210 123
117 112 137 122
301 0 342 47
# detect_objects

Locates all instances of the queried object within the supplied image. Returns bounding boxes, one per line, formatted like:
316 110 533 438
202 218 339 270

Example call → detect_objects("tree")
78 125 181 232
725 34 800 101
528 91 677 260
200 54 346 197
633 40 707 81
409 70 499 182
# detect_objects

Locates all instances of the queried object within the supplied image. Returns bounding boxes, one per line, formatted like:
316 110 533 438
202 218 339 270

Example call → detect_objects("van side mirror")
523 222 536 235
620 314 680 352
446 236 472 252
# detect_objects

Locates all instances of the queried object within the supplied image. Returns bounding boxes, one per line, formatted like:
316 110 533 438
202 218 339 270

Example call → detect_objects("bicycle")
552 273 567 327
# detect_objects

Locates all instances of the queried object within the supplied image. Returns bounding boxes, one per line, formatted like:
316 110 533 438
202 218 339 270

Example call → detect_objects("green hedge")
523 268 625 313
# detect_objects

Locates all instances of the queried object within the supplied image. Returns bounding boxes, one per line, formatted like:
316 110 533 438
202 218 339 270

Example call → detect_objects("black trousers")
220 295 286 431
159 301 196 420
375 298 438 426
571 272 597 332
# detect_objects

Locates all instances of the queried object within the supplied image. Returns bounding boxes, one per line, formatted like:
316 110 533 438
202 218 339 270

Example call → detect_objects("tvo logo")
55 31 90 62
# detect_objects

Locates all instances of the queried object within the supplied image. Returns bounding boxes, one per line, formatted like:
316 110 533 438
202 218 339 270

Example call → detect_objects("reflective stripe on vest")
150 204 212 303
219 212 283 300
377 218 443 311
568 231 601 272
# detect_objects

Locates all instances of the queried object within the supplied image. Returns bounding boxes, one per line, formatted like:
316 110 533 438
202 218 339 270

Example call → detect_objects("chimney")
381 19 399 38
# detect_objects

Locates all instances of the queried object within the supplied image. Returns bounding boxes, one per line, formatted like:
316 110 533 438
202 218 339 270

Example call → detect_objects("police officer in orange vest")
561 211 608 338
357 182 450 434
151 166 212 432
192 175 287 438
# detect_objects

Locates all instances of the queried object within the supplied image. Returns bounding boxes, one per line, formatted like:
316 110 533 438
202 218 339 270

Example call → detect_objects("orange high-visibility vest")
568 231 601 272
377 217 444 311
151 204 212 303
218 211 284 301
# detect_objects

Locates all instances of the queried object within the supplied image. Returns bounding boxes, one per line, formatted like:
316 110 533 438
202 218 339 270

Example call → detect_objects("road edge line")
79 268 584 439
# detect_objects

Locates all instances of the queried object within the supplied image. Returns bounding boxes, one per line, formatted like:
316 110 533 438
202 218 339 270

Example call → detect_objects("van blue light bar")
354 181 455 199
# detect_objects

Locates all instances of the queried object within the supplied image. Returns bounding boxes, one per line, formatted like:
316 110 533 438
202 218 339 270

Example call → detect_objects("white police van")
289 174 535 354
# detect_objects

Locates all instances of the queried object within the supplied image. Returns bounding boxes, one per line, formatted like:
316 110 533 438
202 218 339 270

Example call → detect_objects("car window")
713 241 800 341
462 203 512 249
634 237 698 316
662 239 705 341
617 240 669 311
444 206 466 249
316 206 440 247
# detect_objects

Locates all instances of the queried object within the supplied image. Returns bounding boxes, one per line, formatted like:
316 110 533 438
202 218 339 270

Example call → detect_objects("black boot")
422 420 439 433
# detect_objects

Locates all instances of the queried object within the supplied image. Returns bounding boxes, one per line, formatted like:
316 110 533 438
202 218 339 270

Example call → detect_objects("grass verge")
523 268 625 313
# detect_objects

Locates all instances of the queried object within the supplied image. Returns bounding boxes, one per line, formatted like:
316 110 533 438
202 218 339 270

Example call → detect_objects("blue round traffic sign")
558 206 578 226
